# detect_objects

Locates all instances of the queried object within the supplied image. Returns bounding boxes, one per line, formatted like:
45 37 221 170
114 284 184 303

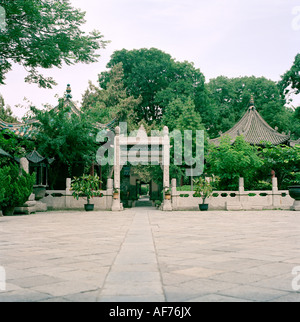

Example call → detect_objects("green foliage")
82 63 141 131
30 103 97 177
0 163 35 210
259 144 300 189
71 174 102 204
176 185 192 191
278 53 300 97
207 136 263 190
193 177 213 204
162 97 203 132
99 48 207 124
255 181 273 191
155 200 162 207
206 76 291 138
0 0 108 87
140 185 149 196
0 130 34 166
0 95 17 123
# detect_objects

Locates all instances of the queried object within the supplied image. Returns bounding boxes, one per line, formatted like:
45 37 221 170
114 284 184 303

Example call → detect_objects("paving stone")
0 209 299 302
185 293 253 302
217 285 289 302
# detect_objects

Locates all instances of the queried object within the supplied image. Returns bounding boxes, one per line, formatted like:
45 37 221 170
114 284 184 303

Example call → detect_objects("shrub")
0 164 35 214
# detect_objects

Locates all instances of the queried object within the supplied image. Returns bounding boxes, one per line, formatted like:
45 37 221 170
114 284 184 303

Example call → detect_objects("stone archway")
111 125 172 211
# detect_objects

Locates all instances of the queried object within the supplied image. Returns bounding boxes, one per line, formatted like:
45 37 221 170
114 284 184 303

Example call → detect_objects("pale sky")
1 0 299 119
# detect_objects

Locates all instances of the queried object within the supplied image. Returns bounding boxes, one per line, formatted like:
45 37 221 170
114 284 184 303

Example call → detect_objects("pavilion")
209 96 292 146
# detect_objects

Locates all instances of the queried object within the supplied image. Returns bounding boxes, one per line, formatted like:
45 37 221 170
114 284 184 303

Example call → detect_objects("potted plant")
71 174 102 211
113 188 119 200
193 177 213 211
0 164 35 216
164 188 171 200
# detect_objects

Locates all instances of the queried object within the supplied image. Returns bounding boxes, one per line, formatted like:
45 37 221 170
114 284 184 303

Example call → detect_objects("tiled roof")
0 118 37 138
0 85 116 138
210 98 291 146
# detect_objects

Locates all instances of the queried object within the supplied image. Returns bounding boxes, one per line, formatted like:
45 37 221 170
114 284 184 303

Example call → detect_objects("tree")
206 76 291 138
0 95 17 122
0 0 108 87
99 48 207 124
161 97 203 133
30 101 98 188
162 97 206 185
82 63 141 131
207 135 263 190
259 144 300 189
278 53 300 99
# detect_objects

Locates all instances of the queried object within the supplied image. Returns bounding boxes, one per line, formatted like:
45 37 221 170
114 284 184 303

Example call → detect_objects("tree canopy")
99 48 207 124
29 101 98 188
81 63 141 131
206 76 291 138
278 53 300 99
0 95 17 122
0 0 108 88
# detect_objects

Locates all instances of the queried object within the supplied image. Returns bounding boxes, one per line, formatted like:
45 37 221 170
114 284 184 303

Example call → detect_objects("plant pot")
288 186 300 200
84 204 94 212
33 186 46 201
199 204 209 211
2 207 15 216
113 193 119 200
288 186 300 211
165 194 171 200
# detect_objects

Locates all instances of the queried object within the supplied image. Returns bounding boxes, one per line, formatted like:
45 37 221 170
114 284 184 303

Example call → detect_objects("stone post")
171 178 177 210
238 177 246 208
20 157 29 174
112 126 123 211
106 178 113 211
20 157 32 202
162 126 172 211
272 177 280 208
66 178 72 208
15 157 37 214
239 177 244 193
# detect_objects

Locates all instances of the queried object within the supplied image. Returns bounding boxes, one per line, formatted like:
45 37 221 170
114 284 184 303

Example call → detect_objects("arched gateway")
111 125 172 211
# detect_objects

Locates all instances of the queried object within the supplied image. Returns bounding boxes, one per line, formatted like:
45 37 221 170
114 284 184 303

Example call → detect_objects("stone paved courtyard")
0 208 300 302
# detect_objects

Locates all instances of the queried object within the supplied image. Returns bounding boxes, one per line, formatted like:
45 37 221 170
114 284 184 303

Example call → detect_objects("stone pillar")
162 126 170 189
162 126 172 211
66 178 72 208
239 177 244 193
20 157 29 174
112 126 123 211
272 177 280 208
171 178 178 210
238 177 246 209
106 178 113 210
15 157 37 214
20 157 33 203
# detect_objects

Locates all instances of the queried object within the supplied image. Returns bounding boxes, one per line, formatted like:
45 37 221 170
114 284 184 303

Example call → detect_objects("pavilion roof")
209 96 291 146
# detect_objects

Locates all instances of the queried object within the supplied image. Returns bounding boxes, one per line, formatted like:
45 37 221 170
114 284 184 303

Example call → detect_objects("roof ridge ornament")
65 84 72 99
249 95 255 110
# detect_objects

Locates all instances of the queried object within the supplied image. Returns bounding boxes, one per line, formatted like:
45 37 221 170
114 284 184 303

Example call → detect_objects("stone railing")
171 178 294 211
40 179 114 211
